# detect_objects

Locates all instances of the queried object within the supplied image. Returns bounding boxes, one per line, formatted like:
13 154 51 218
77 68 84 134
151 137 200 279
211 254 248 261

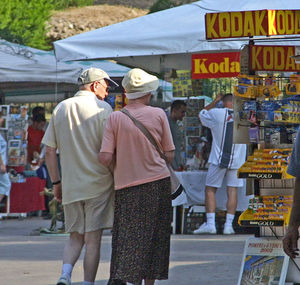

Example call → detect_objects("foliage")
0 0 94 50
53 0 94 10
149 0 175 13
0 0 53 49
149 0 195 14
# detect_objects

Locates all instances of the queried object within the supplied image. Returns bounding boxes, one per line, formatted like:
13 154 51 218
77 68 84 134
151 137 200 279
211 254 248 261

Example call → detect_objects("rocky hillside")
46 1 196 41
46 4 148 41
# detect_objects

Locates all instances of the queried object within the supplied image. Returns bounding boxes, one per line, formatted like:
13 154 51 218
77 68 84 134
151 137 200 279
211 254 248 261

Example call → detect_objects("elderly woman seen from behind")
99 68 175 285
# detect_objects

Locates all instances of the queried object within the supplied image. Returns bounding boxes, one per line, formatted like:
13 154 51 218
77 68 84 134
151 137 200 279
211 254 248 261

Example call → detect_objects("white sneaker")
223 224 235 235
57 275 71 285
193 223 217 234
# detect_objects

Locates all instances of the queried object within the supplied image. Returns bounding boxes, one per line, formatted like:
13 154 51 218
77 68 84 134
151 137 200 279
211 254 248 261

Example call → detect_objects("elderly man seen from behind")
42 67 118 285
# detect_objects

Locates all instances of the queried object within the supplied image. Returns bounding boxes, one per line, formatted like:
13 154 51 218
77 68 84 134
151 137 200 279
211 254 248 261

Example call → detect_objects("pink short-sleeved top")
100 103 175 190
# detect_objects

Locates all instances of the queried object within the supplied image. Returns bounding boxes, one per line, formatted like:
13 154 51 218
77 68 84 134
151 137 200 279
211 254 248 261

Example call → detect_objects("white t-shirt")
199 108 246 169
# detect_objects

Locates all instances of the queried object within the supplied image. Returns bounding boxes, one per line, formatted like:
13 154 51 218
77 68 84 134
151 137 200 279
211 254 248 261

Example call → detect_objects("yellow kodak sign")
205 10 300 39
250 45 300 71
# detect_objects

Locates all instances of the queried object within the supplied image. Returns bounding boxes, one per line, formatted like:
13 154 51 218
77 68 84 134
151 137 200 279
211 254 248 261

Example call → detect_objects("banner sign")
205 10 300 39
250 45 300 71
192 52 240 79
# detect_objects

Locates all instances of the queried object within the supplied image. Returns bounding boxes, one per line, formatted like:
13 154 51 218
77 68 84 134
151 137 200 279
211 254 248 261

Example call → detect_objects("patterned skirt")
109 177 172 285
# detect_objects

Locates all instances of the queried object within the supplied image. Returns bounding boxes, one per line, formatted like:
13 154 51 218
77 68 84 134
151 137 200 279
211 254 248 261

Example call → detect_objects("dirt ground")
46 4 148 40
46 0 196 41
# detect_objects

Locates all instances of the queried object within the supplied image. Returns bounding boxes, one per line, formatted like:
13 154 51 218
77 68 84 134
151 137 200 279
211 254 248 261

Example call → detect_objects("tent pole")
55 60 58 102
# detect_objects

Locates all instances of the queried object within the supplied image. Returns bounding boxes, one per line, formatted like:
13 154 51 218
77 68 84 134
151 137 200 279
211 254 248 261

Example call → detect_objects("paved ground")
0 217 252 285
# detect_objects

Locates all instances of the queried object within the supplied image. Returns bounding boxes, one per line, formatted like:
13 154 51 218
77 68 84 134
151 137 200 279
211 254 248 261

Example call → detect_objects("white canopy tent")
53 0 300 73
0 39 130 84
0 39 173 102
0 39 80 84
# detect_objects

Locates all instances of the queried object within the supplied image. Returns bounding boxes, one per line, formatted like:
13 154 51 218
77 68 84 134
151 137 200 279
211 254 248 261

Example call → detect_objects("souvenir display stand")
203 8 300 284
0 105 45 218
233 47 300 285
234 71 300 284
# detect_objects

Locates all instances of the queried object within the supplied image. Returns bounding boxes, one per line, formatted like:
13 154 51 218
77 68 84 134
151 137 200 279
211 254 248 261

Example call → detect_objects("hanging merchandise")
0 105 28 182
234 75 281 99
285 74 300 95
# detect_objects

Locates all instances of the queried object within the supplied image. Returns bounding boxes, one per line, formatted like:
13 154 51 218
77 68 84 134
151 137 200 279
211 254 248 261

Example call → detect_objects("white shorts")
206 163 244 188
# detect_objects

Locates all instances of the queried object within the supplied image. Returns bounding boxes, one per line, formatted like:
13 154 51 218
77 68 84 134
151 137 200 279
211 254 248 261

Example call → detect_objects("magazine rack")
0 104 28 218
234 46 300 285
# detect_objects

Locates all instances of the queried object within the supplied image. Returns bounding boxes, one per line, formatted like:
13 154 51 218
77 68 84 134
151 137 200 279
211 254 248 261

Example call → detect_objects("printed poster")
172 70 193 97
238 237 289 285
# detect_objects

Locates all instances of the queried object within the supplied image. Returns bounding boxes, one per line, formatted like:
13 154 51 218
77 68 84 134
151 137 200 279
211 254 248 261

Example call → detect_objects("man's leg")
223 186 238 235
62 232 84 264
226 186 238 215
205 186 218 228
205 186 217 213
193 186 217 234
57 232 84 284
83 229 103 283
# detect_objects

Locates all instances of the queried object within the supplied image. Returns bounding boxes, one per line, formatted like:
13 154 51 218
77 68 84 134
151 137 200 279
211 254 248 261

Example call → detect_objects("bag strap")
120 108 169 163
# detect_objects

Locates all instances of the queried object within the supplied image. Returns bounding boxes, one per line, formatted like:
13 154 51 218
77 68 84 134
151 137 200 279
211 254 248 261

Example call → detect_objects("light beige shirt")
42 90 113 205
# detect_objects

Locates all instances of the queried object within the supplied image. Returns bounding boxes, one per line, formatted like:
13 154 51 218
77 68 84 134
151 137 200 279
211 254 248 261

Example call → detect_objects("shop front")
204 8 300 284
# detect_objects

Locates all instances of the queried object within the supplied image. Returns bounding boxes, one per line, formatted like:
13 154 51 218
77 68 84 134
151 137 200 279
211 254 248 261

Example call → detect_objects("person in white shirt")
193 93 246 235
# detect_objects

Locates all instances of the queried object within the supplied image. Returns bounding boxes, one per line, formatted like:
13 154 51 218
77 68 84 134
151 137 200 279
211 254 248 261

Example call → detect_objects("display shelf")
239 219 284 227
238 148 293 179
238 195 292 228
238 209 290 227
238 171 293 179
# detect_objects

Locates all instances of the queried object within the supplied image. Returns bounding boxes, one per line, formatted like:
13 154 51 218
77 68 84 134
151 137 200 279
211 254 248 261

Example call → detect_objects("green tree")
149 0 175 13
53 0 93 10
0 0 94 50
0 0 54 49
149 0 195 14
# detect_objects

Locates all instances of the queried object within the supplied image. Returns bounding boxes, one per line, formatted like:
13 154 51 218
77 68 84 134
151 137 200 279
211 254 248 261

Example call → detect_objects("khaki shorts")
63 189 114 234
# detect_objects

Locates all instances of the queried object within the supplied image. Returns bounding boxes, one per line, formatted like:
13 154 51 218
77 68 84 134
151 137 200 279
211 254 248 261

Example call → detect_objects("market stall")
0 104 46 217
0 39 130 103
5 177 46 214
53 0 300 73
52 1 300 244
173 170 248 210
203 7 300 284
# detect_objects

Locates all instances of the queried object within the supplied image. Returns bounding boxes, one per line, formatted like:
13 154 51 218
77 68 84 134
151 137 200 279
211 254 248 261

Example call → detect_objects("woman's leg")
144 279 155 285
